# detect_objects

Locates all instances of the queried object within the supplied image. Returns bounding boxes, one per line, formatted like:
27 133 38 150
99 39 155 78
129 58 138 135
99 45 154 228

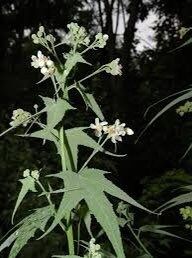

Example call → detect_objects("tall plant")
0 23 153 258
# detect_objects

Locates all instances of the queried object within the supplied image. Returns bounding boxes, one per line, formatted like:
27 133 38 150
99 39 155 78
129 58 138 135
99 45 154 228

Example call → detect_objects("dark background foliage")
1 0 192 257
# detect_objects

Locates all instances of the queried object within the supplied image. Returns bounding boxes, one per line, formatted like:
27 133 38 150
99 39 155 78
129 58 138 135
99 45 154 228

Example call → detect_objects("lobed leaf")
63 127 104 170
41 96 75 129
64 52 91 74
0 205 54 258
41 168 154 258
12 176 37 224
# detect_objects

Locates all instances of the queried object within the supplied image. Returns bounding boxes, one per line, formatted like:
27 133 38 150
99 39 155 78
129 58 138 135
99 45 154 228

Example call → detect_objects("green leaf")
31 128 59 141
65 52 91 73
79 169 154 214
143 88 192 118
64 127 104 170
76 83 104 120
86 93 104 120
3 205 54 258
180 142 192 160
39 175 84 241
137 255 153 258
171 38 192 52
158 191 192 212
86 191 125 258
136 89 192 142
41 96 75 129
41 169 154 258
77 204 93 237
19 128 61 156
12 176 37 224
22 127 105 170
139 224 191 242
84 210 93 237
0 232 17 253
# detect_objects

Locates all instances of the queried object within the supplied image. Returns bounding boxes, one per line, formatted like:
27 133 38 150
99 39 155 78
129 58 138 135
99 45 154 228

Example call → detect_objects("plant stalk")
59 126 75 255
127 224 151 257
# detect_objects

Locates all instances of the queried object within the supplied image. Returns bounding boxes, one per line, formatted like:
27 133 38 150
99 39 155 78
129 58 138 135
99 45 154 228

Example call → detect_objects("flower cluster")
104 58 122 76
64 22 90 48
180 206 192 220
176 101 192 116
94 32 109 48
10 109 31 127
31 51 55 76
90 118 134 143
179 27 191 39
23 169 40 180
90 118 108 137
31 26 56 46
85 238 101 258
180 206 192 230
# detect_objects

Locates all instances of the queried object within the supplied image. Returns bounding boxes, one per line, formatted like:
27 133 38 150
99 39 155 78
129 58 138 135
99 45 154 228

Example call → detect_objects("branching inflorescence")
0 23 154 258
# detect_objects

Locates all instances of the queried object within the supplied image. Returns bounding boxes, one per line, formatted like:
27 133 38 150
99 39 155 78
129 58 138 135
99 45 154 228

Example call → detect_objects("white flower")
90 118 108 137
31 34 40 44
23 169 40 180
65 22 90 47
103 119 134 144
31 170 40 180
86 238 101 258
31 51 55 76
103 124 122 143
114 119 126 136
126 127 134 135
46 59 54 67
31 51 47 68
95 33 109 48
10 108 31 127
104 58 122 76
23 169 30 178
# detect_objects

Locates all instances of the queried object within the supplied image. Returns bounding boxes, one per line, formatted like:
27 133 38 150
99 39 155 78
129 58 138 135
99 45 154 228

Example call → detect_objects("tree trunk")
122 0 141 72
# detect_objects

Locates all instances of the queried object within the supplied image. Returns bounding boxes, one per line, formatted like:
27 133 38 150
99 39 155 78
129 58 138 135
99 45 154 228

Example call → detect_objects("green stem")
59 126 75 255
51 76 59 99
64 67 104 91
80 40 96 55
127 224 152 256
79 137 107 173
77 218 82 255
60 127 66 171
37 180 66 233
51 43 61 64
